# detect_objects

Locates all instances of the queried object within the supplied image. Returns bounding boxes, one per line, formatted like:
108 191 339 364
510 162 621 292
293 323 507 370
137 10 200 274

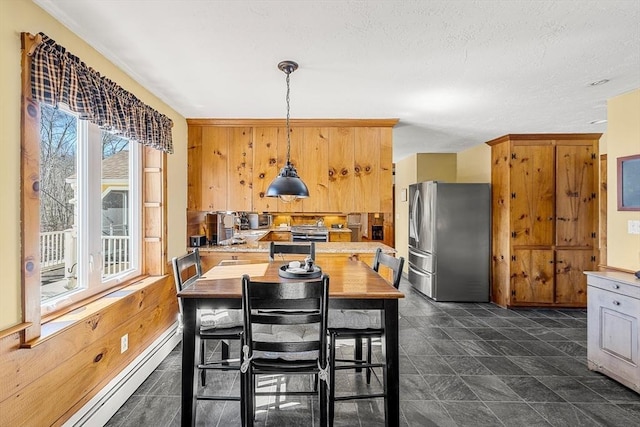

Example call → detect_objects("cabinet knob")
612 301 620 306
612 284 620 289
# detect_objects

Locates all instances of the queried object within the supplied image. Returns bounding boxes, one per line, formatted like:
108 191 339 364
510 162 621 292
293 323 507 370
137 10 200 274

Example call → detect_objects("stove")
290 226 329 242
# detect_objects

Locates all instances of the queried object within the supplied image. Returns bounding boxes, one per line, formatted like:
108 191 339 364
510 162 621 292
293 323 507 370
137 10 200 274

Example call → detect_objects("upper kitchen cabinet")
188 123 253 212
327 127 355 213
253 127 280 212
187 119 397 213
487 134 601 308
298 127 329 212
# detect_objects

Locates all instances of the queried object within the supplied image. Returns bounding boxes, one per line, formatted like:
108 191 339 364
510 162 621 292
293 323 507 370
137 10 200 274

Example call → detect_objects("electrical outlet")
628 220 640 235
120 334 128 353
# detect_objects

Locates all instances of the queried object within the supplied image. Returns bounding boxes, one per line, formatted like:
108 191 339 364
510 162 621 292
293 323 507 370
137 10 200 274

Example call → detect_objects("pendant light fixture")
265 60 309 202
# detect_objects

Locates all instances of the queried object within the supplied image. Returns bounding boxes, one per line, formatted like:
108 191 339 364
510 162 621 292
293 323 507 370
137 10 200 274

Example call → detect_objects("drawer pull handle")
612 301 620 306
612 284 620 289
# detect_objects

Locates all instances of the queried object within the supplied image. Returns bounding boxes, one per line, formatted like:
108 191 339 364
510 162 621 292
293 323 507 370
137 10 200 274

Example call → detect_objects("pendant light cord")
285 71 291 164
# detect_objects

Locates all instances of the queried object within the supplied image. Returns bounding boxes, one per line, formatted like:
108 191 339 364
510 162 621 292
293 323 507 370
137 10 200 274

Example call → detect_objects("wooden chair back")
372 247 405 289
269 242 316 261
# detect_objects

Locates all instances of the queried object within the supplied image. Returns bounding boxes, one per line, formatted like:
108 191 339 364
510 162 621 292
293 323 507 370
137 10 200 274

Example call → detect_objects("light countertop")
194 240 395 254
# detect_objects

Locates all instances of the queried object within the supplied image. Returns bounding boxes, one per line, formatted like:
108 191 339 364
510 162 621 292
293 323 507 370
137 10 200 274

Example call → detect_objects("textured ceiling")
34 0 640 161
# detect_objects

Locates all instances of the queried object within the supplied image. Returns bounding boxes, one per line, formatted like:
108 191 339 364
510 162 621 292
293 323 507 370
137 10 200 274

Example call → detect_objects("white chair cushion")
251 324 320 361
200 309 243 330
328 309 381 329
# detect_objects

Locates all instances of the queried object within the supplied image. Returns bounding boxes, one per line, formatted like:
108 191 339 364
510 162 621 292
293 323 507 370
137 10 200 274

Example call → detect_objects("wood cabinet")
487 134 600 308
586 272 640 394
329 231 351 242
187 125 253 211
187 119 397 214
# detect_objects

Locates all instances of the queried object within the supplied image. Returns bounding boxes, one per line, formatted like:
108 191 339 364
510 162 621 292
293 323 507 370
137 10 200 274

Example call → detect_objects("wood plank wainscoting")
0 273 180 427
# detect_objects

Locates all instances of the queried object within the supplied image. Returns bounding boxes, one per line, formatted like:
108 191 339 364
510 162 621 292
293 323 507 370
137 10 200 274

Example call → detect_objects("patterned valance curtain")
29 32 173 153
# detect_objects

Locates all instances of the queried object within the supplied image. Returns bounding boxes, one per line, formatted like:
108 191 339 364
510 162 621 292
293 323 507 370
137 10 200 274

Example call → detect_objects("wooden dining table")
177 257 404 426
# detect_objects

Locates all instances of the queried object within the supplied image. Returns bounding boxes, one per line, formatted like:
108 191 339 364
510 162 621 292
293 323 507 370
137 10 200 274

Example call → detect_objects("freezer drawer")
409 264 434 298
409 247 434 273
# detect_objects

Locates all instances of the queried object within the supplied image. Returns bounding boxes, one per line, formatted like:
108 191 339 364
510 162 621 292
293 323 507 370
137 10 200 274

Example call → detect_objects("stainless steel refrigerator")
408 181 491 302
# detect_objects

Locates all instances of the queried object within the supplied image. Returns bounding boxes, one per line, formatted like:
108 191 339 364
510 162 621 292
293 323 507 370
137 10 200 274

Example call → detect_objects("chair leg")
366 337 372 384
200 340 206 386
329 332 336 427
245 369 254 427
320 372 328 427
221 339 230 361
354 336 363 373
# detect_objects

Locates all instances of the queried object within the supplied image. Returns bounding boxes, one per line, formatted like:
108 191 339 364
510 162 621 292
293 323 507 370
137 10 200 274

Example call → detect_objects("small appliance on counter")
248 213 259 229
238 212 250 230
190 235 207 247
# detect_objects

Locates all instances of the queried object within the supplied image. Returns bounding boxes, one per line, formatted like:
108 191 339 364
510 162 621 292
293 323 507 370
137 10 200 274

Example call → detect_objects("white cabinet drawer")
587 283 640 392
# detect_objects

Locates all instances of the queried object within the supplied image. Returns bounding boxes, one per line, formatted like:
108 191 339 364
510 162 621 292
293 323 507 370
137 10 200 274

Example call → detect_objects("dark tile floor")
107 278 640 426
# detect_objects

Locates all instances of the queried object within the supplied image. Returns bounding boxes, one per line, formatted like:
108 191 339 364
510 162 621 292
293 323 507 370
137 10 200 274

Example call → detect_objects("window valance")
28 32 173 154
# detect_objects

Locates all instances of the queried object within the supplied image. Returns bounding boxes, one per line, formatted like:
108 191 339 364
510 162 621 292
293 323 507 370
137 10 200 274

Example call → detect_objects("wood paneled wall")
0 275 178 426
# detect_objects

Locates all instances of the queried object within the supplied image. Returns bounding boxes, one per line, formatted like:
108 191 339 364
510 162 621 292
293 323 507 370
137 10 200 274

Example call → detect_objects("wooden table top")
178 258 405 300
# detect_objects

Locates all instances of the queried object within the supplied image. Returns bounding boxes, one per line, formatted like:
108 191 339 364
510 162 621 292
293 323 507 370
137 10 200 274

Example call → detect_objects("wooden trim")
486 133 603 146
34 275 151 341
0 323 33 340
21 32 42 341
186 118 399 127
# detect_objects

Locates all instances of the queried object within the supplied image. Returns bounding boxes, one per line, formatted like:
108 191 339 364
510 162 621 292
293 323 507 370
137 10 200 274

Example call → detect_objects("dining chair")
269 241 316 261
240 273 330 427
172 249 243 405
327 248 405 426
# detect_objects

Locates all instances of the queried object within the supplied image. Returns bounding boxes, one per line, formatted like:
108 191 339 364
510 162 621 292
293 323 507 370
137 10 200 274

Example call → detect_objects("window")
21 32 169 341
39 104 141 314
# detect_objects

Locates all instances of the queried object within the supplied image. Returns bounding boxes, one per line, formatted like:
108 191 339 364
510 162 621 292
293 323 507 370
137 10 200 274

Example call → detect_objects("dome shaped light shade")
266 161 309 201
265 60 309 203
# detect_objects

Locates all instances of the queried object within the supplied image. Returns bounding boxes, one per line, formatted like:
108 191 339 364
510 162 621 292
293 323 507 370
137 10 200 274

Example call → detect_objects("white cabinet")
586 271 640 393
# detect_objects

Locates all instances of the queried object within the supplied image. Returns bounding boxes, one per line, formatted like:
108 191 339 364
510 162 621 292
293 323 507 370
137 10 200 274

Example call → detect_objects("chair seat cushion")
200 309 243 330
328 309 381 329
251 324 320 361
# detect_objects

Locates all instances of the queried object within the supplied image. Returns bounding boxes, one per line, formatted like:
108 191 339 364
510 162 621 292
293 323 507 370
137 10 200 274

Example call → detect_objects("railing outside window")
39 232 130 277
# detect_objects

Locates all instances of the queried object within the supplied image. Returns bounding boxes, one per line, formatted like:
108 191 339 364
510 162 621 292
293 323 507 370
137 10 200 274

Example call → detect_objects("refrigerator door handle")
409 188 421 243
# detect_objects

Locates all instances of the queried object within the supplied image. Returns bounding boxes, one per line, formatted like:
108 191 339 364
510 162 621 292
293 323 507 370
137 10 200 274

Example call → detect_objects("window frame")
38 106 143 315
20 33 167 342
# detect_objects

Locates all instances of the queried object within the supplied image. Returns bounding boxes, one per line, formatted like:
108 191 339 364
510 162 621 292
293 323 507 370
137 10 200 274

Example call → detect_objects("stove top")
291 225 329 234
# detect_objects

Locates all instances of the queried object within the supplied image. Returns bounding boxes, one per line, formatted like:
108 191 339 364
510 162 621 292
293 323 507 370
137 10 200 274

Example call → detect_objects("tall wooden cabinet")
487 134 601 308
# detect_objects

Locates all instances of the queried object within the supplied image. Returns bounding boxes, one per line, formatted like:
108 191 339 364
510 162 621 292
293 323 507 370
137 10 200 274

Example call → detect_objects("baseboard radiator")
63 323 182 427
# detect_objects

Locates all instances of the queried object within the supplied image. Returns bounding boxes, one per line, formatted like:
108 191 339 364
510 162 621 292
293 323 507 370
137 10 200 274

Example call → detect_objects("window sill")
21 275 168 348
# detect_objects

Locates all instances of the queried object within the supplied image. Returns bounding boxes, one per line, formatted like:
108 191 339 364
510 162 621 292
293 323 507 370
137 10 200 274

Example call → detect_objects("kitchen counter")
194 240 395 254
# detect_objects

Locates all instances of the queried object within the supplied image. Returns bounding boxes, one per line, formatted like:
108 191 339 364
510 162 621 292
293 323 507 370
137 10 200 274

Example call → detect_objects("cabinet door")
555 143 598 248
354 127 381 212
511 249 554 304
329 231 351 242
327 127 355 213
252 127 280 212
187 126 203 210
299 127 329 212
510 145 554 246
227 127 253 211
201 127 229 210
588 286 640 378
555 249 596 304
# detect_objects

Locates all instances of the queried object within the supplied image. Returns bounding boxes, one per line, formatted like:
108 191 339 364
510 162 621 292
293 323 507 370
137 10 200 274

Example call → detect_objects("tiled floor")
107 278 640 426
